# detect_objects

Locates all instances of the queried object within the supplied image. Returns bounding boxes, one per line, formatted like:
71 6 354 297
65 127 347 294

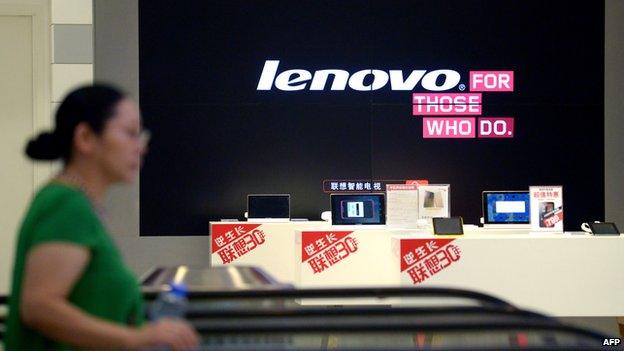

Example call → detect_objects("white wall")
0 0 52 295
0 0 95 294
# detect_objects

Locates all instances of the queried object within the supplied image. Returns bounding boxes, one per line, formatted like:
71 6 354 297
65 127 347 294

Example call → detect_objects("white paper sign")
529 186 564 232
386 184 419 228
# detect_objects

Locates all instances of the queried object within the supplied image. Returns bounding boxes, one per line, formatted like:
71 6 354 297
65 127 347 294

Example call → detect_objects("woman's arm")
20 243 199 350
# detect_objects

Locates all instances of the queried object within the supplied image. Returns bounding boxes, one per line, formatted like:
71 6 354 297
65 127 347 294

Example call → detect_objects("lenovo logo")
257 60 460 91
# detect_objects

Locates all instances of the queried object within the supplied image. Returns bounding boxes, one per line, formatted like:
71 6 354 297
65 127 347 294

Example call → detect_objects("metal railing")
0 287 613 351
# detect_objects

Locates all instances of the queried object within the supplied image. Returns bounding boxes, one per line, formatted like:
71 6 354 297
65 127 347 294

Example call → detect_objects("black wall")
139 0 604 235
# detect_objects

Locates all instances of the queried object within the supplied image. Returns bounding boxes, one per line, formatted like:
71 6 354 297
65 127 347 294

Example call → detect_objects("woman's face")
96 98 147 183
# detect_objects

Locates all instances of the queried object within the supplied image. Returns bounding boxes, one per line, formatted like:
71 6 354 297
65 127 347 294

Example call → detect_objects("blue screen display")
485 192 530 223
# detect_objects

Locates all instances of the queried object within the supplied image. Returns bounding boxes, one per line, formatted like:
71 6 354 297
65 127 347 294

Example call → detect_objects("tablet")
331 193 385 225
588 222 620 235
433 217 464 235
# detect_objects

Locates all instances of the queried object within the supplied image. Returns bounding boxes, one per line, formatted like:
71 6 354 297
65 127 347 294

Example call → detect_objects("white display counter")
395 231 624 316
210 222 624 316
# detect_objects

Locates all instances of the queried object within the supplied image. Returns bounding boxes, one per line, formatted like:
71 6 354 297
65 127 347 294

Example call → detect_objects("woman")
5 85 199 350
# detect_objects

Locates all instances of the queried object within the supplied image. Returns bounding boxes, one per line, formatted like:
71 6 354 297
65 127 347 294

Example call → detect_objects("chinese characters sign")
400 239 461 284
301 231 358 274
323 179 429 193
211 224 267 264
529 186 564 232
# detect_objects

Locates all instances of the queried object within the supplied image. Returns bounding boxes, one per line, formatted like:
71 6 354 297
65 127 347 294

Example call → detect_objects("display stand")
210 221 329 283
211 222 624 316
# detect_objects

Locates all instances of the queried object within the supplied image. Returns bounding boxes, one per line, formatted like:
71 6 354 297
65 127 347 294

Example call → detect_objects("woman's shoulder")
23 182 103 248
31 182 93 217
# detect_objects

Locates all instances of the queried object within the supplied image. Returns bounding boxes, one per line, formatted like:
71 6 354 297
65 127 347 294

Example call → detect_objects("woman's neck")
58 163 110 205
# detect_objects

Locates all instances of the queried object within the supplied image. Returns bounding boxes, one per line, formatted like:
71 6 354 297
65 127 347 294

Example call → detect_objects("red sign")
211 223 266 264
301 231 357 274
405 179 429 186
543 208 564 227
400 239 461 285
386 184 418 191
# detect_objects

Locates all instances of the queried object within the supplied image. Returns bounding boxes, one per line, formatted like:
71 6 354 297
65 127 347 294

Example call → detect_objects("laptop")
247 194 290 222
330 193 386 227
481 191 531 229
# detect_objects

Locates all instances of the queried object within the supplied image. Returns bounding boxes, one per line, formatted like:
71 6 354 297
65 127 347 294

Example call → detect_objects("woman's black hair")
25 84 126 162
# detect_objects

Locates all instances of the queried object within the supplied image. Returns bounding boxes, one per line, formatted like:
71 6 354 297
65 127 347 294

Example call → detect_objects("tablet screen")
331 194 385 225
248 195 290 218
483 191 530 224
433 217 464 235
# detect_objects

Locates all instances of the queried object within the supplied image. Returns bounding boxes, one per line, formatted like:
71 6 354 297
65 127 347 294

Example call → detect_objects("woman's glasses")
139 130 151 146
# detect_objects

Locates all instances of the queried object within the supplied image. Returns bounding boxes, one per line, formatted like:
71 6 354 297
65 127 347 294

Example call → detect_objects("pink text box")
413 103 481 116
469 71 514 92
423 118 476 138
478 117 514 138
412 93 482 104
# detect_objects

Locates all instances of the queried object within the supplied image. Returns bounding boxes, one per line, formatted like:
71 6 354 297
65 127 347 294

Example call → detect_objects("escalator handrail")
185 305 536 319
144 287 515 310
189 317 610 341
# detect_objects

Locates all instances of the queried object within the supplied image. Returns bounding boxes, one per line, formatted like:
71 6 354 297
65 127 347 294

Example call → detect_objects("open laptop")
247 194 290 222
481 191 531 229
330 193 386 228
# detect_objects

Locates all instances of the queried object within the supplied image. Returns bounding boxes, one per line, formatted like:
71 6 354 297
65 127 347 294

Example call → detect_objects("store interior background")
0 0 622 336
101 0 624 334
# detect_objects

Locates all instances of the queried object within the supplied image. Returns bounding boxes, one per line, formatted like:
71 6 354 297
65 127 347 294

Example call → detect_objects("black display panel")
248 195 290 219
433 217 465 235
588 222 620 235
139 0 604 235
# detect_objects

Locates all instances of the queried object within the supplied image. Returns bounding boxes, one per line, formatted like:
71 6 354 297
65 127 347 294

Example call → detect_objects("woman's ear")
72 122 99 156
